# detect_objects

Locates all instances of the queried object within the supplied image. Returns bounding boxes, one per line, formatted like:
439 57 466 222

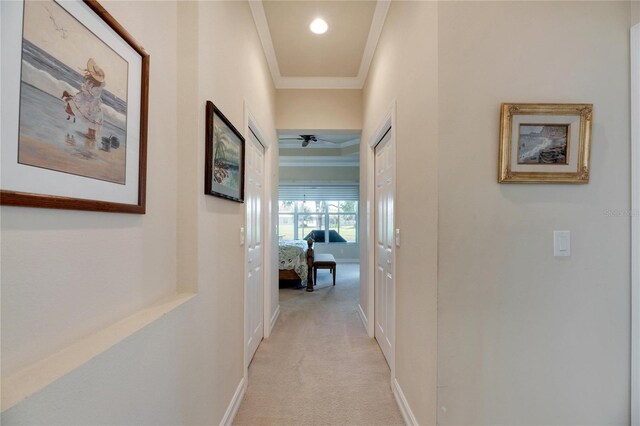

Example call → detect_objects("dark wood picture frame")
205 101 245 203
0 0 149 214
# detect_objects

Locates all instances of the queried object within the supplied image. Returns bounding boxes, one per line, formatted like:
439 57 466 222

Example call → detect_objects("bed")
278 238 315 291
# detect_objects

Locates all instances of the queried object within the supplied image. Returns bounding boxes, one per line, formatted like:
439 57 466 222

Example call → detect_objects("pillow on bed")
303 230 347 243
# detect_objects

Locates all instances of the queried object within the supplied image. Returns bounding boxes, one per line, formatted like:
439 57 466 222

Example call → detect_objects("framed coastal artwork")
498 103 592 184
0 0 149 213
205 101 245 203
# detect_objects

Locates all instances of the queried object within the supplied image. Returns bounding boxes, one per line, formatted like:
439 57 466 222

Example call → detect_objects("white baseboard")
357 303 368 332
393 378 418 426
220 377 246 426
270 304 281 334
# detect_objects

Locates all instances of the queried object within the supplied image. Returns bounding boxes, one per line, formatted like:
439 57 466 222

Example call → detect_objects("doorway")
277 130 362 292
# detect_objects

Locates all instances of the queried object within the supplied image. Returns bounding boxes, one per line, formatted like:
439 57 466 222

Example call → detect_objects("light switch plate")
240 227 245 245
395 229 401 247
553 230 570 257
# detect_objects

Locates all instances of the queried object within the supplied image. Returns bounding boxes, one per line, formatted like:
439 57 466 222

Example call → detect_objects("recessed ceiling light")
310 18 328 35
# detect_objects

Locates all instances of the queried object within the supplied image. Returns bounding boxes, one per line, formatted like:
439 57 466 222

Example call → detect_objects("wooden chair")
313 253 336 286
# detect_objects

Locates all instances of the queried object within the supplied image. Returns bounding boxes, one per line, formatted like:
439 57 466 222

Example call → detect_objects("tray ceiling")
250 1 390 89
279 133 360 167
279 132 360 148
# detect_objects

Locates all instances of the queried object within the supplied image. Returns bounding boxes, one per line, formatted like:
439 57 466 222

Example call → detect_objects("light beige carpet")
234 264 404 426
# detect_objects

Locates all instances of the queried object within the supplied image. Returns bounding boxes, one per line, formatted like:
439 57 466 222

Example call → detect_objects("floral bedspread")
278 240 309 281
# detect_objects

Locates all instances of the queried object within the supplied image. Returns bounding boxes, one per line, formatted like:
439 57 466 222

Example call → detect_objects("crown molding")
278 129 362 136
358 0 390 84
279 180 360 186
278 137 361 149
249 0 390 90
277 76 363 90
279 161 360 168
248 0 281 87
279 156 360 167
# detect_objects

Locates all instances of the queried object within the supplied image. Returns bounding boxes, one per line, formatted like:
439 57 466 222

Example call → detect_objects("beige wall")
1 1 278 424
362 1 632 424
192 1 278 421
277 89 362 261
177 0 200 295
276 89 362 131
1 0 179 380
361 2 439 424
437 2 630 424
633 0 640 25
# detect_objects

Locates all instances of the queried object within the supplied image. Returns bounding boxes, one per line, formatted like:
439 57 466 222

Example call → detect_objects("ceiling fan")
280 134 337 147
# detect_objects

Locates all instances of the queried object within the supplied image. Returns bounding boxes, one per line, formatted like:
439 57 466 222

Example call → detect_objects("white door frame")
631 23 640 426
243 102 273 375
365 101 397 386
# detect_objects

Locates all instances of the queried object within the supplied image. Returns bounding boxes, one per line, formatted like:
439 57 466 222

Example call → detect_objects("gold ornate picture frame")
498 103 592 184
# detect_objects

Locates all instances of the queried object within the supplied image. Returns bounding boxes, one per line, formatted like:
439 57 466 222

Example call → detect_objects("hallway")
234 264 403 425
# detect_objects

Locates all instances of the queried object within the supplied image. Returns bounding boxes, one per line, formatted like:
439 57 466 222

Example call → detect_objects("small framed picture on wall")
204 101 245 203
498 103 593 184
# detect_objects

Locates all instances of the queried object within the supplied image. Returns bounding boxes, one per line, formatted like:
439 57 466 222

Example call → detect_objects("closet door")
374 131 394 366
246 132 265 366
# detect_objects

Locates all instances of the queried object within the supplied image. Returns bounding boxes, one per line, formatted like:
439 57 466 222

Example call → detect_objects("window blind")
279 185 359 201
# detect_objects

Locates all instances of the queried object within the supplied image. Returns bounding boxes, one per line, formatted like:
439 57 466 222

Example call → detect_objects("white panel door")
246 132 265 366
374 131 394 366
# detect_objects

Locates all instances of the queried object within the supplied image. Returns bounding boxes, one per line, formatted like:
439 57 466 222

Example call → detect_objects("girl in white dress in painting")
61 58 105 140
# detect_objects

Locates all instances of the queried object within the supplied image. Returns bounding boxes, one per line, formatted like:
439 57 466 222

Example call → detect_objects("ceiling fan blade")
301 140 310 147
280 137 303 140
315 138 340 143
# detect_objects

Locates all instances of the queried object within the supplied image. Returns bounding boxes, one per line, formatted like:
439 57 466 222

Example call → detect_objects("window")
278 184 359 243
328 201 357 243
278 199 358 243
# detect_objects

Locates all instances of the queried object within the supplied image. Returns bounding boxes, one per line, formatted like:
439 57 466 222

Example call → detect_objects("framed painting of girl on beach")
0 0 149 213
